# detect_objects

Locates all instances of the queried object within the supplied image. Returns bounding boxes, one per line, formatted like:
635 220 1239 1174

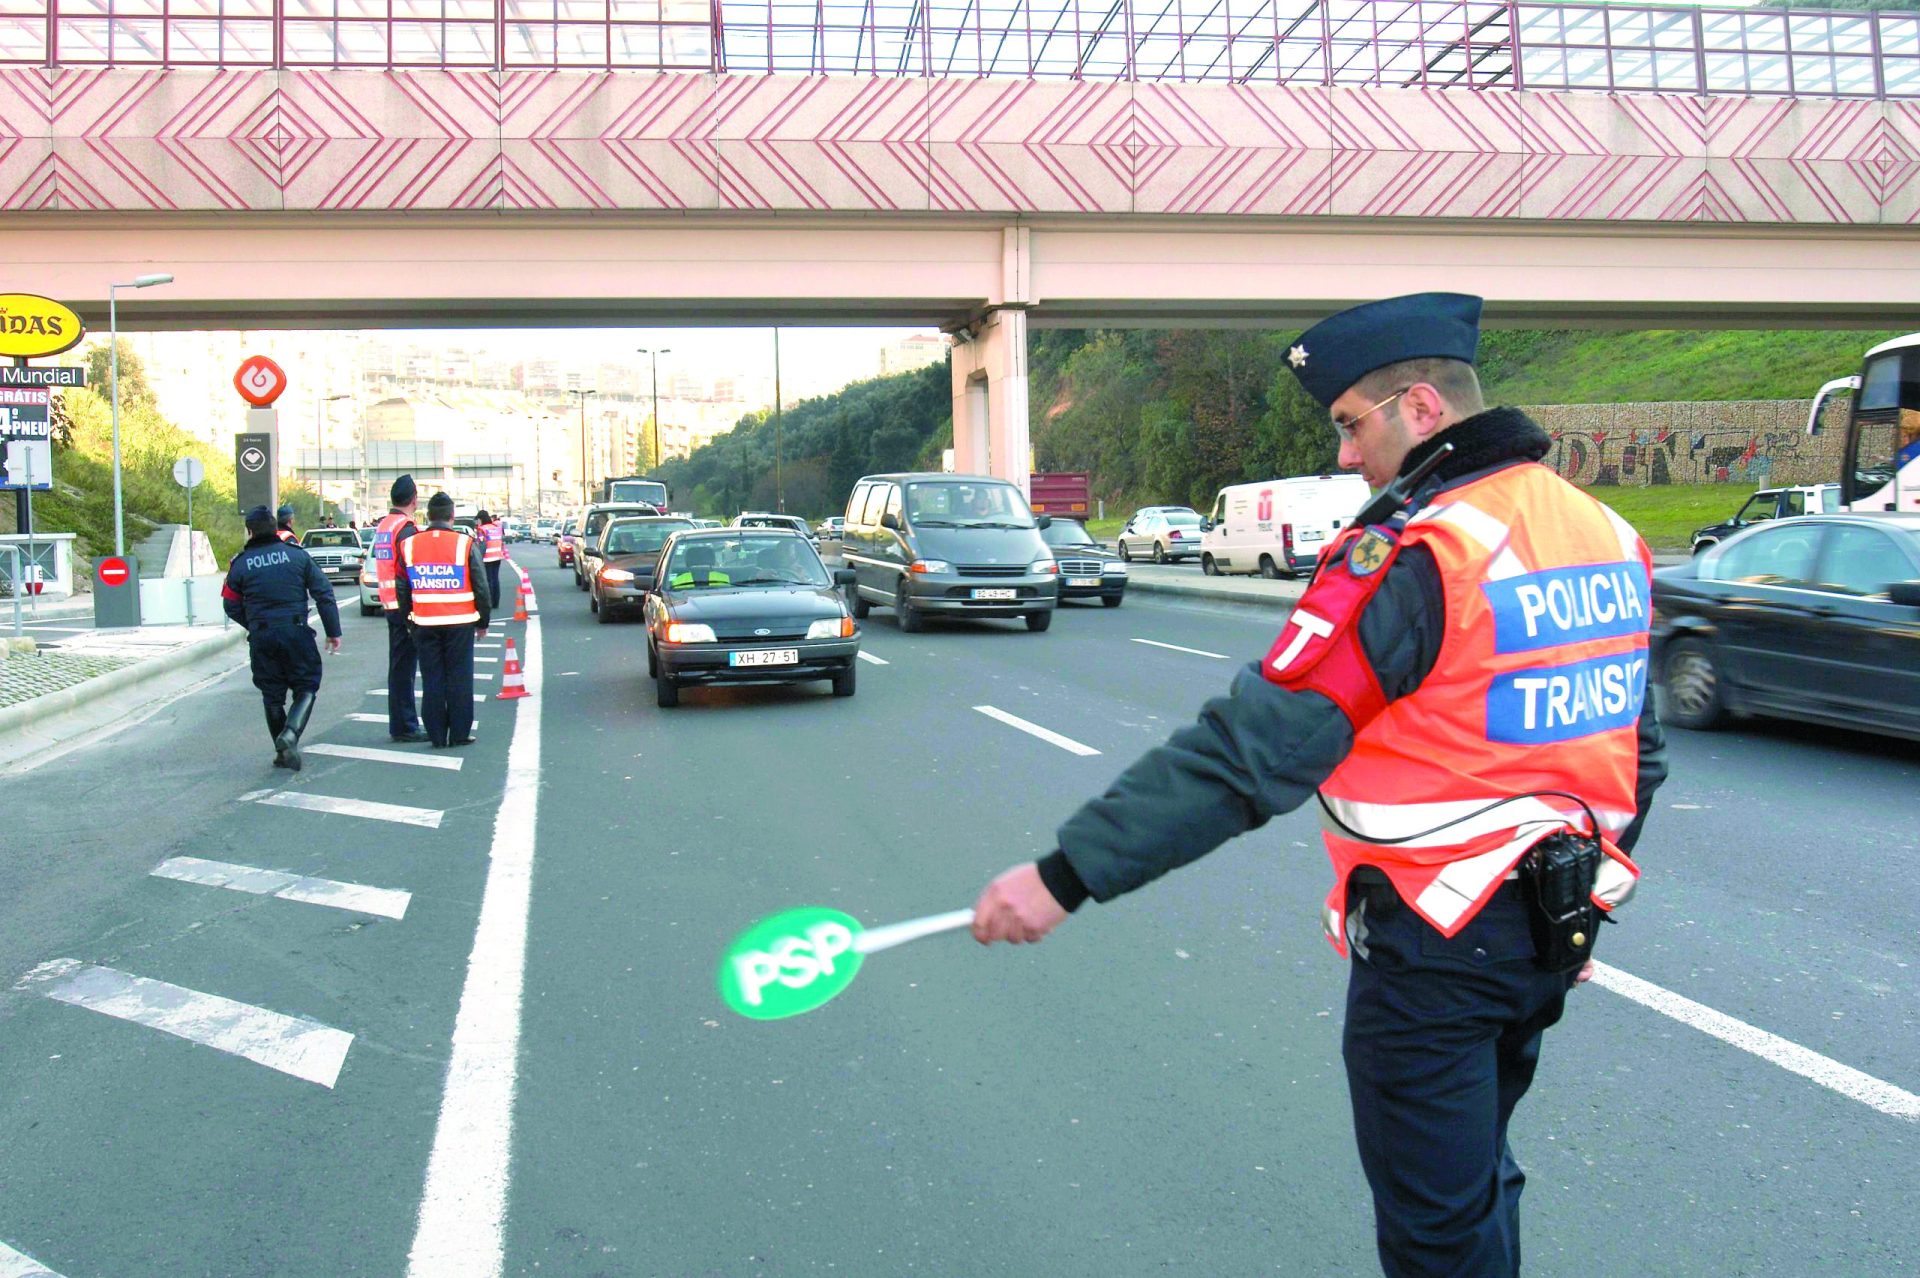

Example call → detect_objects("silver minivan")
841 473 1059 632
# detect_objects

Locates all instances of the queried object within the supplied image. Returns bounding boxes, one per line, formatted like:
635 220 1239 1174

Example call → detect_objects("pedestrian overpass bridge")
4 0 1919 479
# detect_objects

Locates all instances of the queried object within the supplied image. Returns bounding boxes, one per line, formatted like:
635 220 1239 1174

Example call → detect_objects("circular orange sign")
233 355 288 406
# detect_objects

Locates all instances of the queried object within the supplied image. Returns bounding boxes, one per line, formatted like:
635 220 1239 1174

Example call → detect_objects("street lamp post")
108 272 174 556
773 328 783 512
638 347 670 470
314 392 349 514
568 388 597 505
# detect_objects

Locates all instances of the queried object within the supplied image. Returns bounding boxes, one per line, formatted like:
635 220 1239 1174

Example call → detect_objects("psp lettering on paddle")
732 921 855 1007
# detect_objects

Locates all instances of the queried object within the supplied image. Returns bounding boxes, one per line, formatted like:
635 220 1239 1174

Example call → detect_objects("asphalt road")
0 560 1915 1277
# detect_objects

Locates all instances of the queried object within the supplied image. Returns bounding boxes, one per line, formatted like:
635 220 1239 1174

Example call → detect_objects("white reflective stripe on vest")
1411 826 1555 928
1321 792 1587 849
1407 499 1511 554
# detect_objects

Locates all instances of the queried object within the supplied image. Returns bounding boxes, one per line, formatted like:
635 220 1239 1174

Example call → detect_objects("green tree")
85 340 158 419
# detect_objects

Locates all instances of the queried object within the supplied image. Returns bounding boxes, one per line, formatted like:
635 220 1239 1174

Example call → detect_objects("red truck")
1029 472 1091 517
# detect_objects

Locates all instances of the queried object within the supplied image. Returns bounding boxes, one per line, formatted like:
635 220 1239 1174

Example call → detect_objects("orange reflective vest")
276 529 296 543
400 528 480 626
480 520 506 563
372 511 416 612
1264 463 1648 955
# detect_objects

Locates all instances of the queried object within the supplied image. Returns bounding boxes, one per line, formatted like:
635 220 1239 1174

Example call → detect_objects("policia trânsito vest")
481 520 506 563
1265 461 1649 953
400 527 481 625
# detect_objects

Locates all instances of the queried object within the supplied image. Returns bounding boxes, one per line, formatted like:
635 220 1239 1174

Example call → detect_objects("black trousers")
414 623 475 746
249 623 321 708
1342 880 1575 1278
485 560 503 609
384 610 421 736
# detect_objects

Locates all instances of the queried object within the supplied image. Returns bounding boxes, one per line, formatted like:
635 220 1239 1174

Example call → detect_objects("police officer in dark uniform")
222 504 342 771
969 294 1668 1277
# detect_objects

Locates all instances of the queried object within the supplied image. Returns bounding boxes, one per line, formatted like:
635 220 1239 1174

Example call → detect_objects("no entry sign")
97 556 131 588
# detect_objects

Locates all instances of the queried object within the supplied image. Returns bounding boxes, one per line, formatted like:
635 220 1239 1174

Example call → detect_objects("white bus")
1808 333 1920 513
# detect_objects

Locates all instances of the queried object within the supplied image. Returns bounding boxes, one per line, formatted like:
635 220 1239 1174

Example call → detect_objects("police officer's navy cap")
1286 292 1484 409
246 504 273 523
391 473 417 505
427 491 455 515
276 503 295 520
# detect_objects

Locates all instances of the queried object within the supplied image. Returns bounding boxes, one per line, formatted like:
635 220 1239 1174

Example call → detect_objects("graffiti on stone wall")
1526 400 1847 488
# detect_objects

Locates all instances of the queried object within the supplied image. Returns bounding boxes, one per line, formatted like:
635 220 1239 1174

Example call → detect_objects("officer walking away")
373 476 428 743
477 508 506 609
222 504 342 771
968 293 1668 1278
275 503 298 544
395 491 491 748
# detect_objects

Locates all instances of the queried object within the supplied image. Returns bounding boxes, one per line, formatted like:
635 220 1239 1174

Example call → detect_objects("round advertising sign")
233 355 288 407
239 446 266 474
0 293 86 359
97 556 131 588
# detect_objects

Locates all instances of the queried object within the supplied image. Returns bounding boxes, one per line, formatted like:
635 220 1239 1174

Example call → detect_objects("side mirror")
834 568 857 586
1035 514 1052 529
880 512 901 531
1890 582 1920 608
1200 518 1213 532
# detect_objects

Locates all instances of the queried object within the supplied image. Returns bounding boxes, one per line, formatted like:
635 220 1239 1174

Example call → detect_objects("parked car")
1199 474 1371 578
1690 484 1842 555
299 527 365 586
1041 518 1126 607
588 516 694 622
841 472 1059 633
644 528 860 707
1115 509 1205 563
357 559 381 616
1652 513 1920 740
557 515 581 568
574 503 661 589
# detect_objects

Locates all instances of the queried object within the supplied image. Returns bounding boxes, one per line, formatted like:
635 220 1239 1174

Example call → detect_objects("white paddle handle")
852 908 976 955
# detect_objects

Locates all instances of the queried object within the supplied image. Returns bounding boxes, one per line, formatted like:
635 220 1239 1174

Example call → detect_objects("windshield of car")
1735 494 1779 523
737 515 806 533
1040 520 1097 548
302 531 358 548
660 534 830 588
903 481 1034 528
604 520 691 555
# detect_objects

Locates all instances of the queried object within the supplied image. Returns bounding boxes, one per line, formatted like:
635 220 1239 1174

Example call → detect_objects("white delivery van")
1200 474 1372 578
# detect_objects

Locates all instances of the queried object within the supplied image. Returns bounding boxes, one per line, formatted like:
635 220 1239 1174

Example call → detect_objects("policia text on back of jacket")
968 292 1668 1278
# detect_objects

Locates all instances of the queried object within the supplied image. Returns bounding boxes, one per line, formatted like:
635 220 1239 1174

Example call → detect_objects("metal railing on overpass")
3 0 1916 99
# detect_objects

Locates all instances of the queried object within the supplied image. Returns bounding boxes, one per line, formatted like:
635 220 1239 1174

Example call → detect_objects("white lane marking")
345 714 477 732
406 615 542 1277
474 674 494 682
15 959 353 1089
1130 637 1230 660
304 743 464 771
856 651 888 666
0 1236 66 1276
972 705 1101 756
248 790 444 830
151 856 411 920
368 690 487 702
476 657 499 663
1591 962 1920 1122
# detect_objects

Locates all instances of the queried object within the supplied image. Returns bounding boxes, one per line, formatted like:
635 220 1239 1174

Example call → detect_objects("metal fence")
3 0 1916 99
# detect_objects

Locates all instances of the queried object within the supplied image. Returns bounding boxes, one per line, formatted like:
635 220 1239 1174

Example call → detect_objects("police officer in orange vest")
373 475 428 743
394 491 491 748
275 503 298 544
477 508 506 609
969 293 1668 1277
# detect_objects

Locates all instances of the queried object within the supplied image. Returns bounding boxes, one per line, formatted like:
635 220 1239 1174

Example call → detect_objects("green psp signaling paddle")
717 905 977 1020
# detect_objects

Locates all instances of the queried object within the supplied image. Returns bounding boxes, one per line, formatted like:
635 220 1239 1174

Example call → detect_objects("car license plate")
1067 577 1101 587
1300 530 1323 541
729 649 798 667
971 588 1017 600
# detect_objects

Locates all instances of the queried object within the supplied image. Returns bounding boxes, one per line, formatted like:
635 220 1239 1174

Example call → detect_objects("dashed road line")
972 705 1101 756
303 743 463 771
474 673 494 681
150 856 411 920
245 790 444 829
1591 963 1920 1122
1130 637 1230 659
344 713 477 732
0 1237 65 1277
856 651 889 666
368 689 488 702
14 959 353 1089
476 657 499 663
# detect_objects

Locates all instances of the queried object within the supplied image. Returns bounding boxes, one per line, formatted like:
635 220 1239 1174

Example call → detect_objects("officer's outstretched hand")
971 862 1068 946
325 636 342 655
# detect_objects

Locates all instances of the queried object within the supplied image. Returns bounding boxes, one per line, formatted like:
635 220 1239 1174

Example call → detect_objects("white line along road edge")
1130 637 1229 660
0 1236 66 1277
972 705 1102 757
407 614 543 1277
1591 962 1920 1122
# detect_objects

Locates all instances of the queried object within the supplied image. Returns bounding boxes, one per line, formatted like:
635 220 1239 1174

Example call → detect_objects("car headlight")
360 566 377 585
664 621 716 644
1104 561 1127 575
908 559 950 574
807 617 855 640
600 567 635 583
1029 558 1058 574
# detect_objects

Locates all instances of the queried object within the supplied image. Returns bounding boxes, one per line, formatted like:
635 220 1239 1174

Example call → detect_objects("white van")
1200 474 1371 578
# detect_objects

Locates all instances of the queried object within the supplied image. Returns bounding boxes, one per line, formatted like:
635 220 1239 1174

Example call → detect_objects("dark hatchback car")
644 528 861 708
589 515 694 622
1040 518 1126 607
1652 513 1920 740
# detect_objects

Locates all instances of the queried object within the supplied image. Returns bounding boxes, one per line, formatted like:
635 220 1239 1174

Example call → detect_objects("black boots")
267 704 291 769
276 692 316 772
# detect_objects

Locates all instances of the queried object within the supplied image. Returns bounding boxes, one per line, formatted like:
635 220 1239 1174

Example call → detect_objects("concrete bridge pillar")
949 307 1030 497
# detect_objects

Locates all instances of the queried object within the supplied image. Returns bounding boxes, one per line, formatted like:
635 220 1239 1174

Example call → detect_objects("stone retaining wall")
1523 399 1849 488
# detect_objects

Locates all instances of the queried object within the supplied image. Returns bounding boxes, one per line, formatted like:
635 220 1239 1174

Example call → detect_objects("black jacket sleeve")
468 539 492 630
303 552 342 638
1618 693 1668 855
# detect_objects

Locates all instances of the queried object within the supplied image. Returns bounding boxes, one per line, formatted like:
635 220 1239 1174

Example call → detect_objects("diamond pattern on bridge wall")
5 67 1919 223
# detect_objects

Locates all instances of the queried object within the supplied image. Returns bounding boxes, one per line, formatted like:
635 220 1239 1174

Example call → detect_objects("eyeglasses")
1331 388 1409 443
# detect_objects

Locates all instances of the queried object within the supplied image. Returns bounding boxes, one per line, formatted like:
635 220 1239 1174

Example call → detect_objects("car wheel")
851 590 871 619
832 662 857 697
597 598 613 623
1152 542 1168 564
1201 554 1219 576
647 640 658 677
575 570 587 591
897 588 923 633
360 601 379 617
1258 555 1283 580
589 591 600 614
1101 595 1123 608
1025 609 1053 632
1118 540 1131 563
1662 636 1725 730
655 671 680 708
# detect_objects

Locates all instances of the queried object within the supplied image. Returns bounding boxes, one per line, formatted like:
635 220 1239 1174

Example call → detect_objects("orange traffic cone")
513 580 530 623
521 571 539 615
496 636 530 700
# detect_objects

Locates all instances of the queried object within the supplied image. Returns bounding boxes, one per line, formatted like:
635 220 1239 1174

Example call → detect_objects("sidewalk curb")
0 625 245 740
1126 577 1301 610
